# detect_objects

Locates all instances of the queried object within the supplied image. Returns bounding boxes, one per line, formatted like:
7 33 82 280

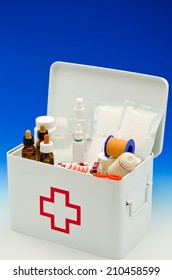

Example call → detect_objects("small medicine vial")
40 134 54 165
68 98 90 142
22 130 36 160
72 124 85 163
36 124 48 161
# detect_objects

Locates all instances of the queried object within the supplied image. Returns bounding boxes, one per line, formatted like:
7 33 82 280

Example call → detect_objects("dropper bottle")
22 130 36 160
68 98 90 142
40 134 54 165
36 124 48 161
72 124 85 163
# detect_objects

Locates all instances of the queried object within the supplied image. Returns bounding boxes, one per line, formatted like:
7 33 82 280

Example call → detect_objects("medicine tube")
22 130 36 160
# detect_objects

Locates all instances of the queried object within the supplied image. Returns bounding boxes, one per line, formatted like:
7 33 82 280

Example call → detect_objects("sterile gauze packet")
93 101 124 137
117 100 164 160
86 101 124 162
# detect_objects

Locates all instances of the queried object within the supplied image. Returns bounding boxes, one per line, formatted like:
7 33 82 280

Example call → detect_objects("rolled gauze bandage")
98 152 116 172
104 135 135 158
108 152 137 177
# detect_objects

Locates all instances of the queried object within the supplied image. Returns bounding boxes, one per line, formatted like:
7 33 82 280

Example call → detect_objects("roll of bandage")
104 135 135 158
98 152 116 172
108 152 137 177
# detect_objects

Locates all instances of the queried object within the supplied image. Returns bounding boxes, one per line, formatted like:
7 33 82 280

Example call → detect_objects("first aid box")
7 62 168 259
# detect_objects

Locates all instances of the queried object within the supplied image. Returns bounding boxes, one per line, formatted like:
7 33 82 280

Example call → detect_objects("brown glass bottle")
40 134 54 165
40 152 54 165
36 124 48 161
22 130 36 160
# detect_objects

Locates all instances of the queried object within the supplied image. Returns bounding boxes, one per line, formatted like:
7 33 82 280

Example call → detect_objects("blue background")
0 1 172 213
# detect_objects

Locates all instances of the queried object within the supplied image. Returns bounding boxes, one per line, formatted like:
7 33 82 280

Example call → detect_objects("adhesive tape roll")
98 152 116 172
104 135 135 158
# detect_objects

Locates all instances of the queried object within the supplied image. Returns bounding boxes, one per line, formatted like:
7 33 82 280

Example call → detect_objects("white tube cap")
74 98 85 118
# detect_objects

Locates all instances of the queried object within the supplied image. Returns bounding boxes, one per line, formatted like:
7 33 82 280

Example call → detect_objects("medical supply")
79 162 89 166
68 97 90 142
22 130 36 160
66 162 89 173
117 100 164 159
34 115 56 143
93 101 123 137
36 124 48 161
51 117 73 163
57 162 68 168
92 172 122 181
98 152 116 173
66 162 77 170
72 124 85 163
108 152 138 177
104 135 135 158
40 134 54 165
57 162 90 173
89 162 99 174
57 161 89 167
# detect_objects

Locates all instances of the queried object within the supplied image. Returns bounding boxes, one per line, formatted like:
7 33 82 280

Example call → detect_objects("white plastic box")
7 62 168 259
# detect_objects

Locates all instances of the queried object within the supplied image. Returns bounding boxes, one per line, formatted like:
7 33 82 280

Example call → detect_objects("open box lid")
47 62 168 158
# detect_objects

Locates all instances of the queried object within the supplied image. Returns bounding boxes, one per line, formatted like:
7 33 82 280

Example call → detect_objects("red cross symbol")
40 187 81 234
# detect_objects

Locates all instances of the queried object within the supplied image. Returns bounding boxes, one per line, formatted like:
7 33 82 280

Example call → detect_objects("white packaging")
93 101 124 137
117 100 164 160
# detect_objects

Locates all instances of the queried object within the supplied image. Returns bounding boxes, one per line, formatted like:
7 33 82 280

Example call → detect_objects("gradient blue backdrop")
0 1 172 209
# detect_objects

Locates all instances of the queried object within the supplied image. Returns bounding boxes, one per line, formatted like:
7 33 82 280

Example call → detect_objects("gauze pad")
93 101 123 137
117 100 163 160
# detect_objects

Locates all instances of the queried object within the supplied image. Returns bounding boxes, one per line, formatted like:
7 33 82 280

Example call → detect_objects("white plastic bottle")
72 124 85 163
68 98 90 142
34 115 56 144
51 117 73 164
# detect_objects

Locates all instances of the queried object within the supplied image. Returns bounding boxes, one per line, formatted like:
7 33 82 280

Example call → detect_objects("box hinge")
126 181 152 217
